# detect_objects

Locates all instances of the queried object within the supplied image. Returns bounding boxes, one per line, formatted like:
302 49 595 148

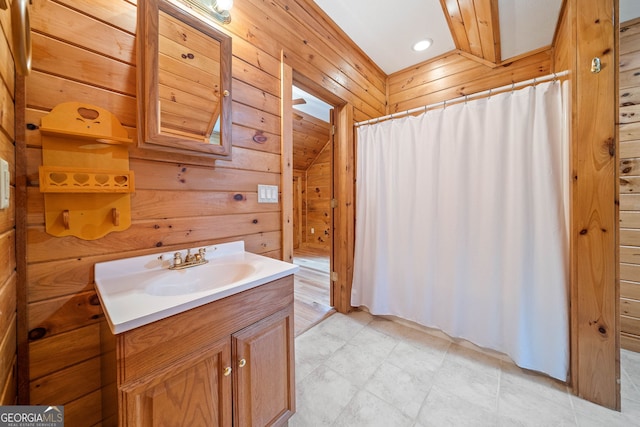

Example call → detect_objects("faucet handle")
173 252 183 265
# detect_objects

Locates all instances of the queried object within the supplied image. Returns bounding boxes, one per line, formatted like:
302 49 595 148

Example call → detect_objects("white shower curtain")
352 80 569 381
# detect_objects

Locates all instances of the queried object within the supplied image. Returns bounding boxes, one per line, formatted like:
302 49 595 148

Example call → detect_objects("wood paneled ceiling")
440 0 501 64
292 110 331 171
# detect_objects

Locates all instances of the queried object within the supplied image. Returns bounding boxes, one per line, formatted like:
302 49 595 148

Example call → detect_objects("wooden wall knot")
605 137 615 157
28 327 47 341
253 131 267 144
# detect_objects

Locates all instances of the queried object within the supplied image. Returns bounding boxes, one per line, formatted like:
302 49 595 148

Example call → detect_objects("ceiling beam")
440 0 501 64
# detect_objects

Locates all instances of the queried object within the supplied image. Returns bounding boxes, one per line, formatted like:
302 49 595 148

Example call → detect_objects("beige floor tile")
417 385 499 426
313 311 372 342
571 394 636 427
622 348 640 398
289 364 359 426
443 343 502 379
325 342 389 386
499 361 571 407
621 395 640 417
333 389 414 427
387 341 446 380
364 360 433 419
295 327 347 381
349 326 400 358
433 358 500 412
498 382 576 426
621 349 640 374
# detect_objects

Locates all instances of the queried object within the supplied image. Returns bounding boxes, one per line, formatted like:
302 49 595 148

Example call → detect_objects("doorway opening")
290 83 335 335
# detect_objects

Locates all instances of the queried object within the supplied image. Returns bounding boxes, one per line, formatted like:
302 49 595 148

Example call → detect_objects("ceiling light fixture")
412 38 433 52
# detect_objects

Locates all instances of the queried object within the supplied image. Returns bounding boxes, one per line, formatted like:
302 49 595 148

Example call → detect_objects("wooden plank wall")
619 16 640 352
304 141 331 250
0 0 17 406
387 49 552 113
292 171 306 248
22 0 385 423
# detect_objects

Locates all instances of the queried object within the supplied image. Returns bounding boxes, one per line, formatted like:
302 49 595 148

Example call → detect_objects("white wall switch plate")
0 158 8 210
258 184 278 203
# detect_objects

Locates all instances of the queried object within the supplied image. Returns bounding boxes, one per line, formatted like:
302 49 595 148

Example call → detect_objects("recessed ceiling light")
413 39 433 52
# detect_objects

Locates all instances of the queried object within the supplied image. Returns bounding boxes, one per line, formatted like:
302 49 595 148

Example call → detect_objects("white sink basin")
143 262 257 296
94 241 298 334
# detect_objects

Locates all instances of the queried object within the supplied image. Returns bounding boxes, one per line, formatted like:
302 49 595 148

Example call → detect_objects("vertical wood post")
571 0 620 410
333 105 355 313
16 69 29 404
281 59 294 263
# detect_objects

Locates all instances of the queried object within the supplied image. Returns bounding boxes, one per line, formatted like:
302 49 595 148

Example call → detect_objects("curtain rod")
355 70 570 127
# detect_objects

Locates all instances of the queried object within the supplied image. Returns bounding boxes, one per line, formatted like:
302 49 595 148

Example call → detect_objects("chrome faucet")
169 248 208 270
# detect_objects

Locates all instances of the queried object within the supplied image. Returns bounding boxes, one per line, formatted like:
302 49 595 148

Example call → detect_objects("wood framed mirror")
137 0 232 159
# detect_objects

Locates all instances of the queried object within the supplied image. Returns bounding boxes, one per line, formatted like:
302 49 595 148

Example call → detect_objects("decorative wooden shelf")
39 127 133 145
39 102 135 240
39 166 135 194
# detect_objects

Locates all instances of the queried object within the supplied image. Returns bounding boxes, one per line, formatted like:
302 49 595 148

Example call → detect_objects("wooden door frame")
292 175 302 249
281 61 354 313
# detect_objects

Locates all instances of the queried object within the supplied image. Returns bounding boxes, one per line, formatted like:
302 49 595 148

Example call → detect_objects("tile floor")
289 311 640 426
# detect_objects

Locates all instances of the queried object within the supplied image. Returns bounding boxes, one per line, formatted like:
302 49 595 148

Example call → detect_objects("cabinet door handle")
223 366 232 376
238 358 247 368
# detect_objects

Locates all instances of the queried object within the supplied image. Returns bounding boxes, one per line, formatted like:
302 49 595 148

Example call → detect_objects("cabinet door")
121 337 232 427
233 307 295 427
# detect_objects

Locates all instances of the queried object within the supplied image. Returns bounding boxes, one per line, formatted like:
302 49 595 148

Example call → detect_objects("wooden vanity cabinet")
102 275 295 427
120 336 232 426
233 308 295 426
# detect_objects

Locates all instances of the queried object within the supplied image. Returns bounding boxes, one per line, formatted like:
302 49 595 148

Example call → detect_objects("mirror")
137 0 232 159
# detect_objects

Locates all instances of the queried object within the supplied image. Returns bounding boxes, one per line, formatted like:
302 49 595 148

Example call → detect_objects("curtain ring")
511 82 515 94
464 94 468 104
488 88 492 99
443 99 447 109
533 78 537 86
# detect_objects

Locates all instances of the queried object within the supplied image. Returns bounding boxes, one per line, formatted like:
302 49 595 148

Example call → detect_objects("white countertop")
94 241 299 334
